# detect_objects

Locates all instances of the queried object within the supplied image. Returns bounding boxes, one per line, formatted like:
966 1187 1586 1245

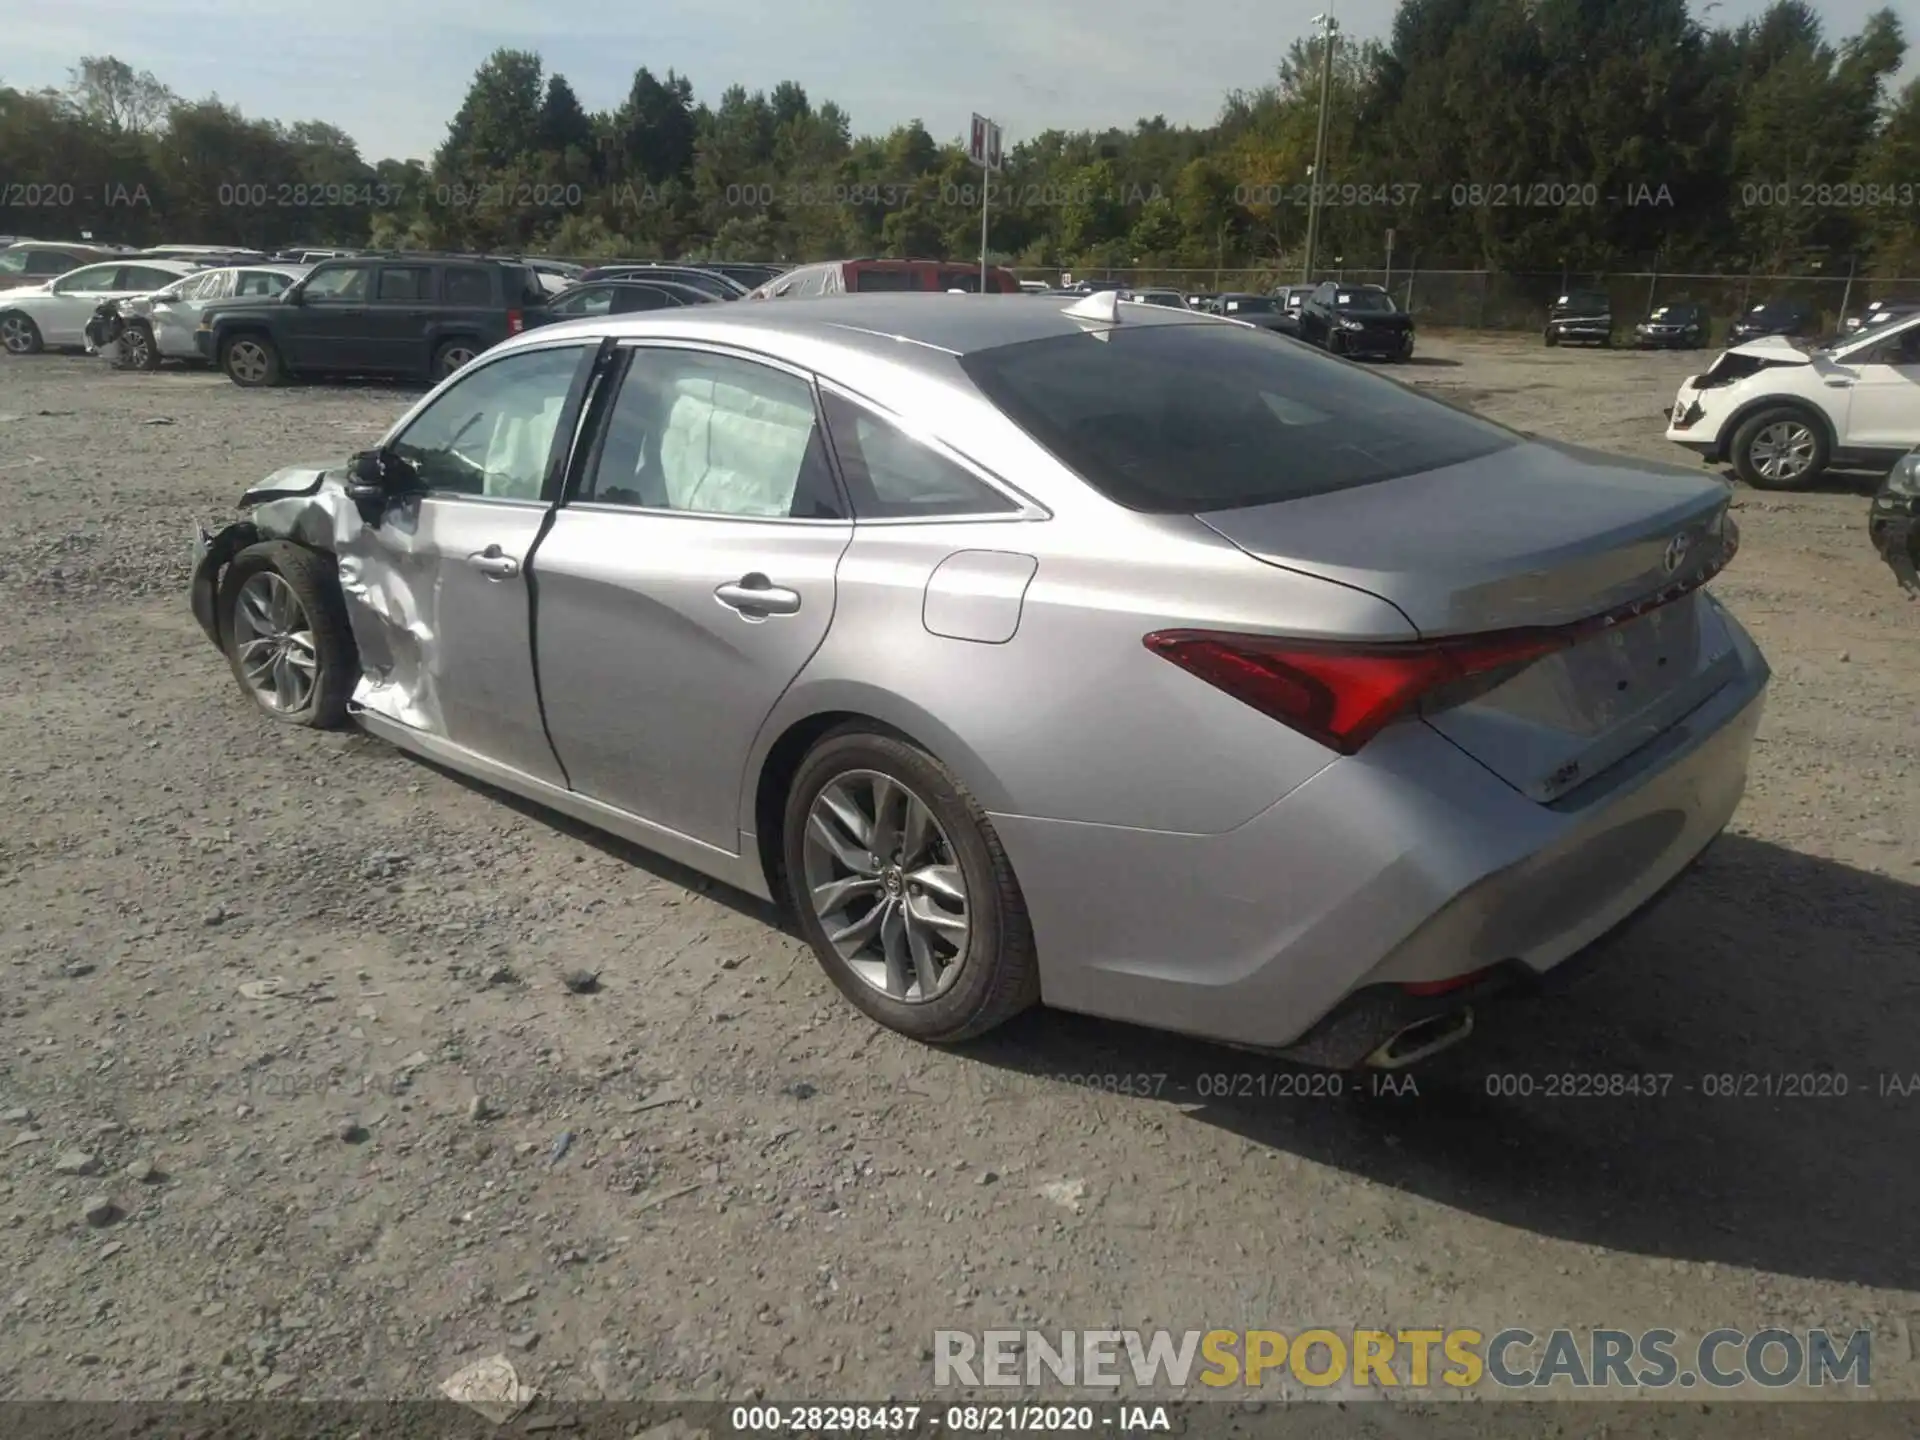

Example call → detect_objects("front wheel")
1544 330 1559 347
219 541 359 727
0 311 43 355
783 728 1039 1043
1730 407 1830 491
222 333 282 387
121 321 160 371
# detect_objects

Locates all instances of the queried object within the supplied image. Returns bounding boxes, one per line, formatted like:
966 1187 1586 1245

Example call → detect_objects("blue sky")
5 0 1912 163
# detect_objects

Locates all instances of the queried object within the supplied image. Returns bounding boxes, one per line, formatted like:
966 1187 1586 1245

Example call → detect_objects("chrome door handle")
467 546 520 578
714 575 801 616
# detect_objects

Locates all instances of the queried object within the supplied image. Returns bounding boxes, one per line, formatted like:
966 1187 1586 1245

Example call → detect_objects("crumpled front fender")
190 520 262 650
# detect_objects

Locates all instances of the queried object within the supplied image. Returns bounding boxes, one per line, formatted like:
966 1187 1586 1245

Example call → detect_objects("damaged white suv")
1664 312 1920 490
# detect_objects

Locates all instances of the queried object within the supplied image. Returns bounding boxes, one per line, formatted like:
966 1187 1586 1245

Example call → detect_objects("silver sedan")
188 293 1769 1068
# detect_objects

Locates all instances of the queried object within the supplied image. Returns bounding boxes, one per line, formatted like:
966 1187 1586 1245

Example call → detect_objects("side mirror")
345 449 415 525
284 284 306 305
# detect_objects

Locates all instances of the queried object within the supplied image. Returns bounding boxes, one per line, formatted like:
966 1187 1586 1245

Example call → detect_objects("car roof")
503 291 1224 369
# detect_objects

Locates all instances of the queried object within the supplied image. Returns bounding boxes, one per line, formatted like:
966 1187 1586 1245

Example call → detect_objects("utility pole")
1301 11 1339 285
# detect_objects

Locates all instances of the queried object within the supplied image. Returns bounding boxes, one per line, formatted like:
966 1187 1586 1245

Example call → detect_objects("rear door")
530 341 852 849
39 264 127 344
367 262 435 374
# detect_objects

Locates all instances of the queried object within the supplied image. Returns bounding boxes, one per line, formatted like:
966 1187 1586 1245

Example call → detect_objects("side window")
387 345 586 500
126 266 182 291
27 250 79 276
576 347 841 520
305 265 372 302
555 286 613 317
611 287 675 313
442 266 492 306
57 265 122 292
822 392 1019 520
376 266 431 302
235 271 288 297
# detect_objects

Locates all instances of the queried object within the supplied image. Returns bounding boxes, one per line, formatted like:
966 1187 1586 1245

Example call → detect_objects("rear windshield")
960 323 1517 513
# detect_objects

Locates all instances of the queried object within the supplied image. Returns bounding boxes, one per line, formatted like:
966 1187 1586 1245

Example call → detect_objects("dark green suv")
197 253 549 387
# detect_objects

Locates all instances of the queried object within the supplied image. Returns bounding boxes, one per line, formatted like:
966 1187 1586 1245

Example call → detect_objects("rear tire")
0 311 43 355
782 727 1039 1044
222 333 282 387
433 339 480 381
218 541 358 727
1730 406 1830 491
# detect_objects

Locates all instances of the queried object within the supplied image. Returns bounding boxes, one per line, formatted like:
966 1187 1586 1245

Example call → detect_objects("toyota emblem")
1662 532 1692 575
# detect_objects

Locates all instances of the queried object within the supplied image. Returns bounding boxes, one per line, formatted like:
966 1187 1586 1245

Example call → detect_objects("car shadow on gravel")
959 834 1920 1292
395 750 798 935
1727 465 1891 498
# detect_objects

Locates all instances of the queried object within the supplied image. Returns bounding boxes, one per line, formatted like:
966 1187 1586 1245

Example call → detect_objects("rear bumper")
994 606 1770 1061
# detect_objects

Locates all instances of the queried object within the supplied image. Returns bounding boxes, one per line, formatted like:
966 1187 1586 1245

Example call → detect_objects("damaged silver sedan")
191 295 1767 1065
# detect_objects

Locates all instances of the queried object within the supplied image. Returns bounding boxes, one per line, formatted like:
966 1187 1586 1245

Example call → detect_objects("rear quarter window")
959 323 1518 513
442 266 493 306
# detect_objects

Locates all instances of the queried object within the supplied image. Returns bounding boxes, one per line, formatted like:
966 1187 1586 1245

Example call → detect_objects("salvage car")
1869 447 1919 595
1545 288 1613 347
0 258 199 353
112 262 310 369
0 240 121 292
1634 302 1711 350
1664 309 1920 490
187 291 1768 1069
1296 282 1416 360
525 277 718 326
1728 297 1817 345
1209 293 1293 331
197 253 551 386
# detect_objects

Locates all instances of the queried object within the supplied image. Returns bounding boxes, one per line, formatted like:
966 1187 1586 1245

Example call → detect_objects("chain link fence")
1009 268 1918 344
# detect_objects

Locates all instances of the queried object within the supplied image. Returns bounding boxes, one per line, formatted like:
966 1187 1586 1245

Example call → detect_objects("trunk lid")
1197 438 1745 803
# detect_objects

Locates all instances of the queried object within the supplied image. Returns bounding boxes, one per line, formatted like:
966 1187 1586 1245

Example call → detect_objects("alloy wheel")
121 325 153 368
439 345 477 377
0 315 35 354
1750 421 1816 483
231 571 318 713
227 339 271 384
801 769 970 1002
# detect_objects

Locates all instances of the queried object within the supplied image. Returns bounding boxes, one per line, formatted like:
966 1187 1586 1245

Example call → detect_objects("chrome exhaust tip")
1365 1008 1475 1069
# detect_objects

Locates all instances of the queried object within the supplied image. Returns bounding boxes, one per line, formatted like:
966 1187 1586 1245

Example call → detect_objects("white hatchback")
1664 313 1920 490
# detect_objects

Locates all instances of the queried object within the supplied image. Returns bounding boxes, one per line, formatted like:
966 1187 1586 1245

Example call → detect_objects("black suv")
197 254 549 387
1545 288 1612 347
1296 282 1415 359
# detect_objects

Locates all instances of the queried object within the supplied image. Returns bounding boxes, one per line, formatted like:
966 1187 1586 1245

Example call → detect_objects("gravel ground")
1 336 1917 1406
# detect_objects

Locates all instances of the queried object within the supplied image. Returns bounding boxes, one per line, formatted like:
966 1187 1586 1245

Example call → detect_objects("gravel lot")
1 335 1917 1406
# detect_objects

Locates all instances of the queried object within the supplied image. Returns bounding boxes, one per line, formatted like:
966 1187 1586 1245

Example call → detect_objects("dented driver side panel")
216 469 563 785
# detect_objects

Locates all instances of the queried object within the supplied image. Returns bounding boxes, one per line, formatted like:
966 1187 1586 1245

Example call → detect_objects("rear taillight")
507 309 524 333
1144 629 1570 754
1146 520 1736 755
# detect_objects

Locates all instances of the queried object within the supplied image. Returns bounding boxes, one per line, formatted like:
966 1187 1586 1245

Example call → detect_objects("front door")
531 342 852 850
284 262 376 372
353 340 595 782
1844 322 1920 451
